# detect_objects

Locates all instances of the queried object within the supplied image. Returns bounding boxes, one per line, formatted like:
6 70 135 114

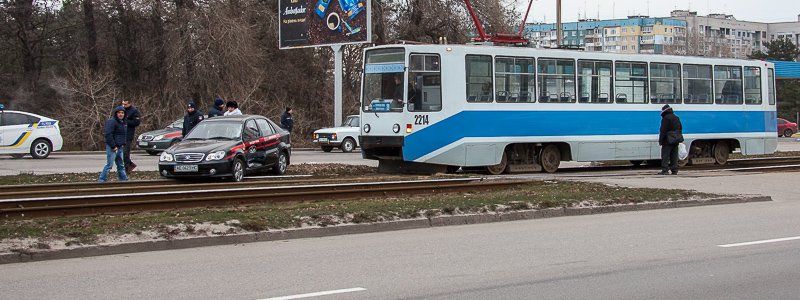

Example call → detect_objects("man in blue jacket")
99 106 129 182
208 97 225 118
122 99 141 173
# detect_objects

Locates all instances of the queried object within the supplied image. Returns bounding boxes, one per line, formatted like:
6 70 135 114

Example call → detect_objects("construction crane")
462 0 534 45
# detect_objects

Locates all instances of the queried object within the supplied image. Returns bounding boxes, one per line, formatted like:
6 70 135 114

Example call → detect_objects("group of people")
99 98 295 182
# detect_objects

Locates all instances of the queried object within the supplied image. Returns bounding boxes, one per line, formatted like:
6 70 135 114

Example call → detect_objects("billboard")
279 0 371 49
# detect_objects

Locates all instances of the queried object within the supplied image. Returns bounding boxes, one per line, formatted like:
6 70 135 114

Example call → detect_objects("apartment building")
525 16 687 55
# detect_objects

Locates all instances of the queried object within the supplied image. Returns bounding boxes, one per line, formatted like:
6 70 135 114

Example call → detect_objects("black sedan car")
158 115 291 182
137 119 183 155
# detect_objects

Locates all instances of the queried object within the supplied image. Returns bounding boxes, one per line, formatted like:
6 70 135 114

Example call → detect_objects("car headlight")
138 134 144 141
154 134 165 140
331 133 337 140
159 152 174 162
205 150 226 161
363 124 371 133
313 133 318 139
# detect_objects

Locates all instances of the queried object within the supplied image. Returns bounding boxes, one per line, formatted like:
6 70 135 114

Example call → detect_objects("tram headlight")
363 124 371 133
392 124 400 133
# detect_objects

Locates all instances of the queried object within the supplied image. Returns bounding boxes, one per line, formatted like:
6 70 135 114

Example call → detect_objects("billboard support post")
332 44 343 127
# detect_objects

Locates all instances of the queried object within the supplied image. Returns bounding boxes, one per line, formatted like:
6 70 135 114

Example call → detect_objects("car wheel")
272 151 288 175
321 146 334 152
231 158 245 182
340 138 356 153
146 150 160 156
30 139 52 159
784 129 794 138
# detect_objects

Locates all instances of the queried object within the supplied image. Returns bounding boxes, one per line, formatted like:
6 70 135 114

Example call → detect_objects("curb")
0 195 771 264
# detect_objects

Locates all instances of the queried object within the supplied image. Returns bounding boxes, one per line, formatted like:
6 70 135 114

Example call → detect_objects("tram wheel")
486 152 508 175
713 141 730 165
539 145 561 173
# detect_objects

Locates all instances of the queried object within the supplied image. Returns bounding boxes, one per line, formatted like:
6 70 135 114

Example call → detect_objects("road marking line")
718 236 800 248
260 287 367 300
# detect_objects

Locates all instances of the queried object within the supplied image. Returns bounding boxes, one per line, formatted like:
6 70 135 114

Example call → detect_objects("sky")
520 0 800 24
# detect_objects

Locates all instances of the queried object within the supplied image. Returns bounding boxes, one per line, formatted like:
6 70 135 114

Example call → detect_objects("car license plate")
175 165 198 172
319 138 328 142
138 141 148 147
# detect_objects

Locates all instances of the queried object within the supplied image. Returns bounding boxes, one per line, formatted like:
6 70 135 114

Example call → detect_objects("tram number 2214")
414 115 430 125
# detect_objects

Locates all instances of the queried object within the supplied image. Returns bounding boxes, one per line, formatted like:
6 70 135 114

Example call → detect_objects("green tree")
749 38 800 61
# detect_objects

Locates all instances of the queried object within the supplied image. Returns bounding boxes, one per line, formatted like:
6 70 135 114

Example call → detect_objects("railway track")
1 156 798 219
0 178 530 219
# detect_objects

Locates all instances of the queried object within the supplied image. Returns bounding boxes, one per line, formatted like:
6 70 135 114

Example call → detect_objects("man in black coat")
208 97 225 118
281 107 294 132
183 101 204 137
658 104 683 175
121 99 141 173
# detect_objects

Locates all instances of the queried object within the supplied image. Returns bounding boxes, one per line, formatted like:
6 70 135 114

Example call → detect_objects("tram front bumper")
359 136 404 160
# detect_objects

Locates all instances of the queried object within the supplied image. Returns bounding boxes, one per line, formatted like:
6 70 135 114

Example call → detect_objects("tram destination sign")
279 0 371 49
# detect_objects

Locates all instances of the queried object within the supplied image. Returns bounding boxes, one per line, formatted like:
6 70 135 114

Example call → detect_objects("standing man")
208 97 225 118
281 107 294 132
658 104 683 175
99 106 129 182
183 101 204 137
121 99 141 173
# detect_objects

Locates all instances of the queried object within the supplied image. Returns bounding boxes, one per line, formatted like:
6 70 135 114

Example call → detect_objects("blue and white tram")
358 44 778 174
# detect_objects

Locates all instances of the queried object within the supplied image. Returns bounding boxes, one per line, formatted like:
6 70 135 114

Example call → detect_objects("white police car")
0 104 63 159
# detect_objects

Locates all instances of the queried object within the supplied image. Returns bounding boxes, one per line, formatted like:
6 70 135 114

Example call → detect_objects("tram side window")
714 66 743 104
768 68 776 105
466 55 493 103
577 60 613 103
538 59 576 103
615 62 648 104
495 57 535 103
408 54 442 111
683 64 713 104
744 67 762 105
649 63 681 104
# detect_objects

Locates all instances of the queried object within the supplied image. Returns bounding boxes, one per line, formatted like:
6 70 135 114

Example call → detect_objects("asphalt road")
1 170 799 299
0 150 377 176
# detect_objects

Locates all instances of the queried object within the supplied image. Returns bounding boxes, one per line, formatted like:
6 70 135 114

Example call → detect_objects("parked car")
312 115 360 153
158 115 291 182
0 105 63 159
777 118 798 137
138 119 183 155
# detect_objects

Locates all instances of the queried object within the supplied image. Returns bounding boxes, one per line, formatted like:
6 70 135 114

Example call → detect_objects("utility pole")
556 0 562 48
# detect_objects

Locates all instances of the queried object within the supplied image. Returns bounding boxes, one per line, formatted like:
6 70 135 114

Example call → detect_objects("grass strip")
1 181 715 250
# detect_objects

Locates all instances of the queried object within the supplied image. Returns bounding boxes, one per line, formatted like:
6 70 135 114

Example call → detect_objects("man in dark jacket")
281 107 294 132
99 106 129 182
208 97 225 118
121 99 141 173
183 101 204 137
659 104 683 175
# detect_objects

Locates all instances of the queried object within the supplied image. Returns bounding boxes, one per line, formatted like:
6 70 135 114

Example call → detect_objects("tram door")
405 53 442 140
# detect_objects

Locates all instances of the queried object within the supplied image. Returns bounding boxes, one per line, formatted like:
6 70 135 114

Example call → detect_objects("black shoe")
657 171 669 175
671 171 678 175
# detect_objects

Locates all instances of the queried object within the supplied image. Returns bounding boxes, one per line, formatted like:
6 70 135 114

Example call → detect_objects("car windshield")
343 116 359 127
168 119 183 129
184 122 241 140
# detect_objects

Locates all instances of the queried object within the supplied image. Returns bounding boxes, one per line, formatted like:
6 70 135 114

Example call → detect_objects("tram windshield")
363 48 405 112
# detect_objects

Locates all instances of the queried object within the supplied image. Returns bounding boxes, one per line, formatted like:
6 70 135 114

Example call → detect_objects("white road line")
260 287 367 300
718 236 800 248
